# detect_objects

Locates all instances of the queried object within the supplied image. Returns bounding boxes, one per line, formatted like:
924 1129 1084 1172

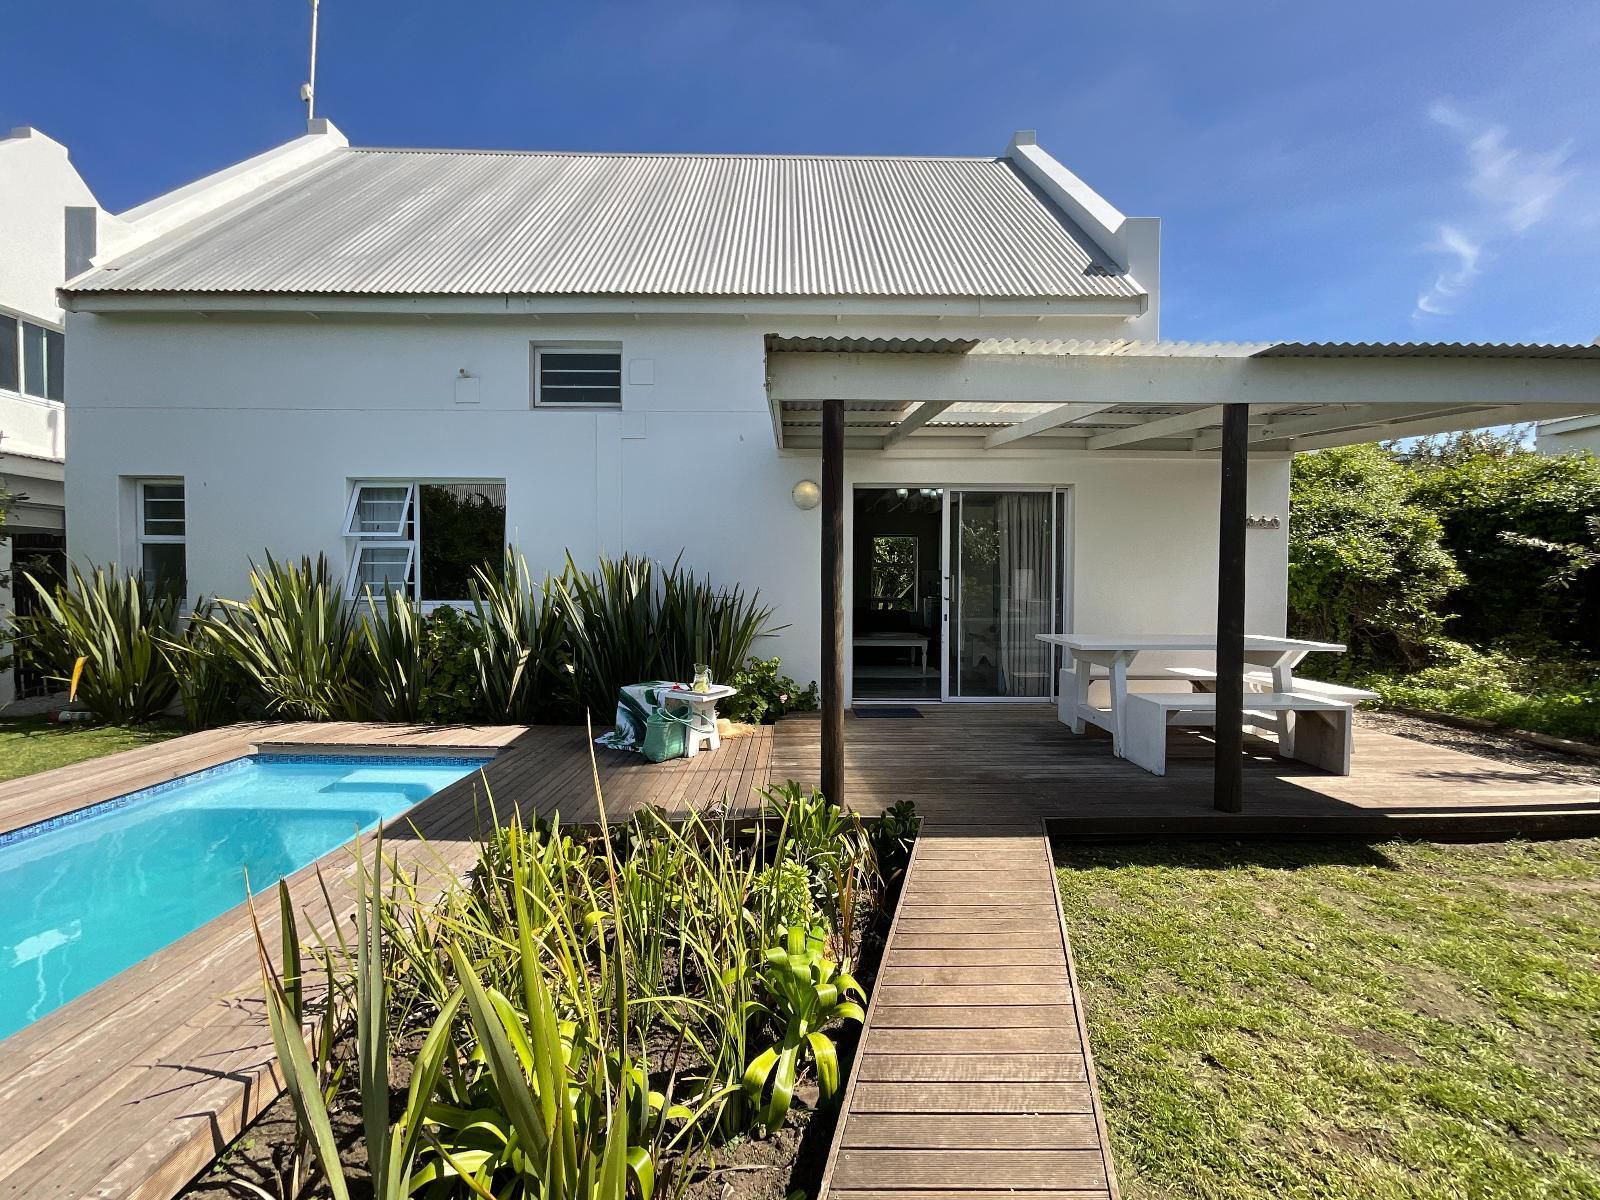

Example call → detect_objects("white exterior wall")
65 311 1288 693
1 128 97 707
1537 417 1600 456
0 128 95 461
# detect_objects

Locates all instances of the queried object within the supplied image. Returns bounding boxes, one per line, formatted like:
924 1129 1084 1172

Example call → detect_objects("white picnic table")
1035 633 1347 758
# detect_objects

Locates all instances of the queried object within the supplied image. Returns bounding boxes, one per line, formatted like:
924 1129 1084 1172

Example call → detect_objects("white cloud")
1414 225 1482 317
1413 101 1576 319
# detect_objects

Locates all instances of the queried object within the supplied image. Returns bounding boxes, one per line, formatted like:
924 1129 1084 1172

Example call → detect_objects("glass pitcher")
691 663 712 694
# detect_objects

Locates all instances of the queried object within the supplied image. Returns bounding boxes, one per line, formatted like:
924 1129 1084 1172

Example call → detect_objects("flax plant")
198 553 368 719
360 584 428 721
469 549 571 722
556 554 664 721
12 562 181 722
657 562 778 686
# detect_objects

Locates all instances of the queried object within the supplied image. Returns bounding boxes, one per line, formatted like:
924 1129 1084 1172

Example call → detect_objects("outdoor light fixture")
896 487 909 498
792 480 822 510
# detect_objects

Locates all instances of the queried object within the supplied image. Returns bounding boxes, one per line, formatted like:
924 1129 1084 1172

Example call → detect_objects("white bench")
1162 666 1378 703
1160 667 1374 756
1122 691 1354 777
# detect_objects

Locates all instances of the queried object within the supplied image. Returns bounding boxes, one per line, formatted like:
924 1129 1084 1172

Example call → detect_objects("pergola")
764 336 1600 811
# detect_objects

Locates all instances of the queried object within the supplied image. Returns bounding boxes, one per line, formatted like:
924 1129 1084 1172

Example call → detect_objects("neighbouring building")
1 127 100 707
57 121 1600 704
1537 413 1600 456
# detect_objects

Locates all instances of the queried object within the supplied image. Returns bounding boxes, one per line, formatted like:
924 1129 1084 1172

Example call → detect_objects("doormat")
854 706 924 718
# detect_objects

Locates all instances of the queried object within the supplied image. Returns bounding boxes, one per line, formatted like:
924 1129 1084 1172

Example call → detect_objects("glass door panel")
948 490 1055 698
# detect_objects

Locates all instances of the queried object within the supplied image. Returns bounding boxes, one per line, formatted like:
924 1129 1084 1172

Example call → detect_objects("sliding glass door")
947 490 1060 699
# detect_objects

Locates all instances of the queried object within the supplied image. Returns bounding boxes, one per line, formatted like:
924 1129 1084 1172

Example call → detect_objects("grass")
0 715 184 783
1055 838 1600 1200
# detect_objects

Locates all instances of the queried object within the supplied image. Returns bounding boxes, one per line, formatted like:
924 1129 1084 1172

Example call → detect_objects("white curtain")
996 493 1052 696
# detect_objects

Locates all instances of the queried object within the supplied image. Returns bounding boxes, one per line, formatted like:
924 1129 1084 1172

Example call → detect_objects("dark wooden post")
1214 403 1248 813
820 398 846 807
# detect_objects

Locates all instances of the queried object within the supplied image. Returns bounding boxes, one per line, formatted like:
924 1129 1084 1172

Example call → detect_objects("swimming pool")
0 753 487 1040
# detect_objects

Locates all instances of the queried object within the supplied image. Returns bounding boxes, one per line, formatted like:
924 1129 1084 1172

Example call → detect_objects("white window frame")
531 345 623 408
135 478 186 595
343 482 419 599
342 482 416 538
1 309 66 402
345 541 418 601
341 479 506 605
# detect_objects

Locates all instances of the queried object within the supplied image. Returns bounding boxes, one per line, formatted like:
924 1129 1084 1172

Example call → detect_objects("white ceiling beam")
984 402 1121 449
1086 405 1226 451
767 350 1600 410
1190 402 1463 450
1286 403 1595 452
883 400 958 447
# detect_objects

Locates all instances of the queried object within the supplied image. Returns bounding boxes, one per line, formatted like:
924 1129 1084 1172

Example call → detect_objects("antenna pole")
304 0 320 123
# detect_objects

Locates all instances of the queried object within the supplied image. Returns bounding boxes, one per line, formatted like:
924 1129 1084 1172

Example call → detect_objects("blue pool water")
0 754 485 1040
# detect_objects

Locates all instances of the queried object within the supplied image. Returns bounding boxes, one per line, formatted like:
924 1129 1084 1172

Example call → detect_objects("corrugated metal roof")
1255 341 1600 360
768 336 1600 361
767 335 1266 356
70 148 1143 300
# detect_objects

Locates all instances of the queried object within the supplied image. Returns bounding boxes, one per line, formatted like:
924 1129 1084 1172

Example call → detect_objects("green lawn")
0 716 185 784
1055 839 1600 1200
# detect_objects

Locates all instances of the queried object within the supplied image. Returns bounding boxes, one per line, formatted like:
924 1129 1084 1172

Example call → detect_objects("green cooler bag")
641 707 691 763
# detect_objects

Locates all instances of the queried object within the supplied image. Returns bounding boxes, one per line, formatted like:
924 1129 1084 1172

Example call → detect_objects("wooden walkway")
820 821 1118 1200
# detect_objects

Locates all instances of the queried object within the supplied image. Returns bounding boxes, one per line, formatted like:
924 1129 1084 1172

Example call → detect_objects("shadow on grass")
1052 837 1404 872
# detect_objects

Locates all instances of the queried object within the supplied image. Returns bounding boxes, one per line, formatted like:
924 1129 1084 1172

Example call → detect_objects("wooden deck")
772 705 1600 838
2 704 1596 1200
0 721 773 1200
819 822 1118 1200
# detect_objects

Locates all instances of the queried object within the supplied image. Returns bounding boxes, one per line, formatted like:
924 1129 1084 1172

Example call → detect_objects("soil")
1356 709 1600 786
179 894 891 1200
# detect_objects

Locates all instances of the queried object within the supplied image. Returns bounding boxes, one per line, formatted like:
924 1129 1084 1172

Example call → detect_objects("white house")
1537 413 1600 456
1 127 101 707
57 121 1600 720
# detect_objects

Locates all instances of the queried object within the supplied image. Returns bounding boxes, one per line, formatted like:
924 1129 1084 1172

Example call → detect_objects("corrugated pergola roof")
66 149 1143 301
765 338 1600 452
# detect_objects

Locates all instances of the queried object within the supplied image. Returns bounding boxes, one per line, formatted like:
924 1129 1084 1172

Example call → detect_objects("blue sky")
4 0 1596 345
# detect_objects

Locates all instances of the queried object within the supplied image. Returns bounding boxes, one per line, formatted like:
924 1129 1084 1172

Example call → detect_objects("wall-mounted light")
792 480 822 510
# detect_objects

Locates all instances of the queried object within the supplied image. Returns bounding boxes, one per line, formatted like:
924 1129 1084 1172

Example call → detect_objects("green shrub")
724 656 819 725
1403 439 1600 654
1367 639 1600 741
10 562 181 723
1288 445 1462 675
750 860 815 932
419 603 488 724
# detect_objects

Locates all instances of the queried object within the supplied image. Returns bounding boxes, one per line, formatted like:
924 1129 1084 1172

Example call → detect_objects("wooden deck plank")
855 1054 1088 1082
840 1113 1103 1150
848 1081 1097 1114
865 1026 1082 1054
831 1149 1107 1190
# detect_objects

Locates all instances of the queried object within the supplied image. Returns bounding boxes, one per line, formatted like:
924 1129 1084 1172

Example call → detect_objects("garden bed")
179 787 913 1200
1356 709 1600 784
1054 836 1600 1200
